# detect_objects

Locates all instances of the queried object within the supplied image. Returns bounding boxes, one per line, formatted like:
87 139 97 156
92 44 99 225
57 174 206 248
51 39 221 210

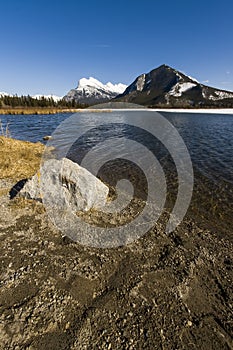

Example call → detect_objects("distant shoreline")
153 108 233 114
1 107 233 115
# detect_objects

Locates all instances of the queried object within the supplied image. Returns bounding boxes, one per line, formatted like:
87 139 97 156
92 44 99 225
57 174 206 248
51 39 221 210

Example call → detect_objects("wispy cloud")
202 80 209 83
226 71 230 75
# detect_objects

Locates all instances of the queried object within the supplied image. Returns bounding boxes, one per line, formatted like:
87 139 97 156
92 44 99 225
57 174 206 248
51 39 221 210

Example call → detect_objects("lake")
1 111 232 237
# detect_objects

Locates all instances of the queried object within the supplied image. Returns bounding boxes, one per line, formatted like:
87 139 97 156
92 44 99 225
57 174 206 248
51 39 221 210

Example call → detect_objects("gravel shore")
0 137 232 349
0 176 232 349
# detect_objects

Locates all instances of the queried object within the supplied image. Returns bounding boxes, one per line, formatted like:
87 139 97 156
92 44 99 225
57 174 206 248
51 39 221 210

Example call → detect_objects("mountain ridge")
2 65 233 108
114 64 233 107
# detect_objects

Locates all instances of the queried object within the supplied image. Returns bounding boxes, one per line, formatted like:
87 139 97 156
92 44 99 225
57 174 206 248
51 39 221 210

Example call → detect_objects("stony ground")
0 178 232 350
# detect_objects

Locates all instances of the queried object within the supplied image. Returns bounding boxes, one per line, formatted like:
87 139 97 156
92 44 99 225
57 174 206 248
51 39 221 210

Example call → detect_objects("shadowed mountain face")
114 64 233 107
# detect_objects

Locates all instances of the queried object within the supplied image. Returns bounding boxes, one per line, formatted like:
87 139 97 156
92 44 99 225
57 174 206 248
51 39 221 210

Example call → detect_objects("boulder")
19 158 109 212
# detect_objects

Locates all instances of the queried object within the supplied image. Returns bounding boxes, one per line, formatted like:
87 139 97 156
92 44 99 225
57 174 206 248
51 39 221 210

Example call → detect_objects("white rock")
19 158 109 212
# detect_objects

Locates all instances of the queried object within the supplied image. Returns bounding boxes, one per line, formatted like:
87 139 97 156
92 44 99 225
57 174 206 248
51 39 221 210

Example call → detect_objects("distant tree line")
0 95 88 109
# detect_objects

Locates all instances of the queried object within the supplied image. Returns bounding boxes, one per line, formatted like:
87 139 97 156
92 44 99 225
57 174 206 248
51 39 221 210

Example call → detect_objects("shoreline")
1 107 233 115
154 108 233 114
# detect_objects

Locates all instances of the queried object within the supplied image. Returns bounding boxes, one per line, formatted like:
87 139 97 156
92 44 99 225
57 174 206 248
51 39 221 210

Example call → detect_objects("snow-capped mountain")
32 94 62 102
115 64 233 107
64 77 127 105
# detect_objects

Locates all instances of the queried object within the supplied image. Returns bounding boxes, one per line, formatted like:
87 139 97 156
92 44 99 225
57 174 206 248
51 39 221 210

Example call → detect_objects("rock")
43 135 52 141
18 176 41 202
18 158 109 212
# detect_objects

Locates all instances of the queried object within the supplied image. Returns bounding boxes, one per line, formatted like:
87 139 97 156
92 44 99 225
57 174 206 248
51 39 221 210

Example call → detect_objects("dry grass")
0 136 44 181
0 187 9 196
0 108 113 115
0 108 81 115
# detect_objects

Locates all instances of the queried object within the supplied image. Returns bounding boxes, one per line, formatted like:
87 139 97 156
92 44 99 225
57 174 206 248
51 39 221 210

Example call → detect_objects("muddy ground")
0 176 232 350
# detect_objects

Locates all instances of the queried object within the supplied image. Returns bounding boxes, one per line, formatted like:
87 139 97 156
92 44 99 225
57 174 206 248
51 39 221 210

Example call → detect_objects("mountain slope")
114 65 233 107
64 77 127 105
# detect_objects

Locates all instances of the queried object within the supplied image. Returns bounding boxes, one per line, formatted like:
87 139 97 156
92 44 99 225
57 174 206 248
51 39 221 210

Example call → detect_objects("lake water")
1 111 232 236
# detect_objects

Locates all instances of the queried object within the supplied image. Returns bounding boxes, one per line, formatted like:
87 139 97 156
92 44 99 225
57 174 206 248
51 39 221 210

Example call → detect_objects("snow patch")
105 82 127 94
188 75 199 83
175 71 183 81
208 90 233 101
77 77 127 94
78 77 104 90
169 82 197 97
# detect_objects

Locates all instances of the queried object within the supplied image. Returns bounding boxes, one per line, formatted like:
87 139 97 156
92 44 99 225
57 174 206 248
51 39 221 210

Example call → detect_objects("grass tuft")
0 136 44 181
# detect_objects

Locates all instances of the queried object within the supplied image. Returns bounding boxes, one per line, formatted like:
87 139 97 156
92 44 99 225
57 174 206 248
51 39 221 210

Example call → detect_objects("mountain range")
2 65 233 108
63 65 233 107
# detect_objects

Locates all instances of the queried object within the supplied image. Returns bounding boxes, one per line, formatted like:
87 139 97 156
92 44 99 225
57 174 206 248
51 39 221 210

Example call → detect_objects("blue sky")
0 0 233 96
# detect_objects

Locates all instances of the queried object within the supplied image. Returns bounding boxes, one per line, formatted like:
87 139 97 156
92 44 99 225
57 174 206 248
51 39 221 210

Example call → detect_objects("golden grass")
0 136 44 181
0 187 9 196
0 108 81 115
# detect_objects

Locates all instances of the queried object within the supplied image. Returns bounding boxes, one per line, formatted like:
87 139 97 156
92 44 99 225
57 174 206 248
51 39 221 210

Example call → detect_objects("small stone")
43 136 52 141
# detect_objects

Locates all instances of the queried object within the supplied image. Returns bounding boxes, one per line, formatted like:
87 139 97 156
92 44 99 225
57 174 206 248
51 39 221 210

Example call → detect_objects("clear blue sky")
0 0 233 96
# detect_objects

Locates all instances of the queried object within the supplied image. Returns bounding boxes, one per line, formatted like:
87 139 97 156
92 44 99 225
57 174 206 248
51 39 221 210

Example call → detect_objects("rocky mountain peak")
64 77 127 105
114 64 233 107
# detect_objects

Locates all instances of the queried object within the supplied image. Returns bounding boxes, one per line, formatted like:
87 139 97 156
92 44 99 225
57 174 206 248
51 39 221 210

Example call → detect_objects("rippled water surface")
163 112 233 185
1 112 232 184
1 111 232 235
